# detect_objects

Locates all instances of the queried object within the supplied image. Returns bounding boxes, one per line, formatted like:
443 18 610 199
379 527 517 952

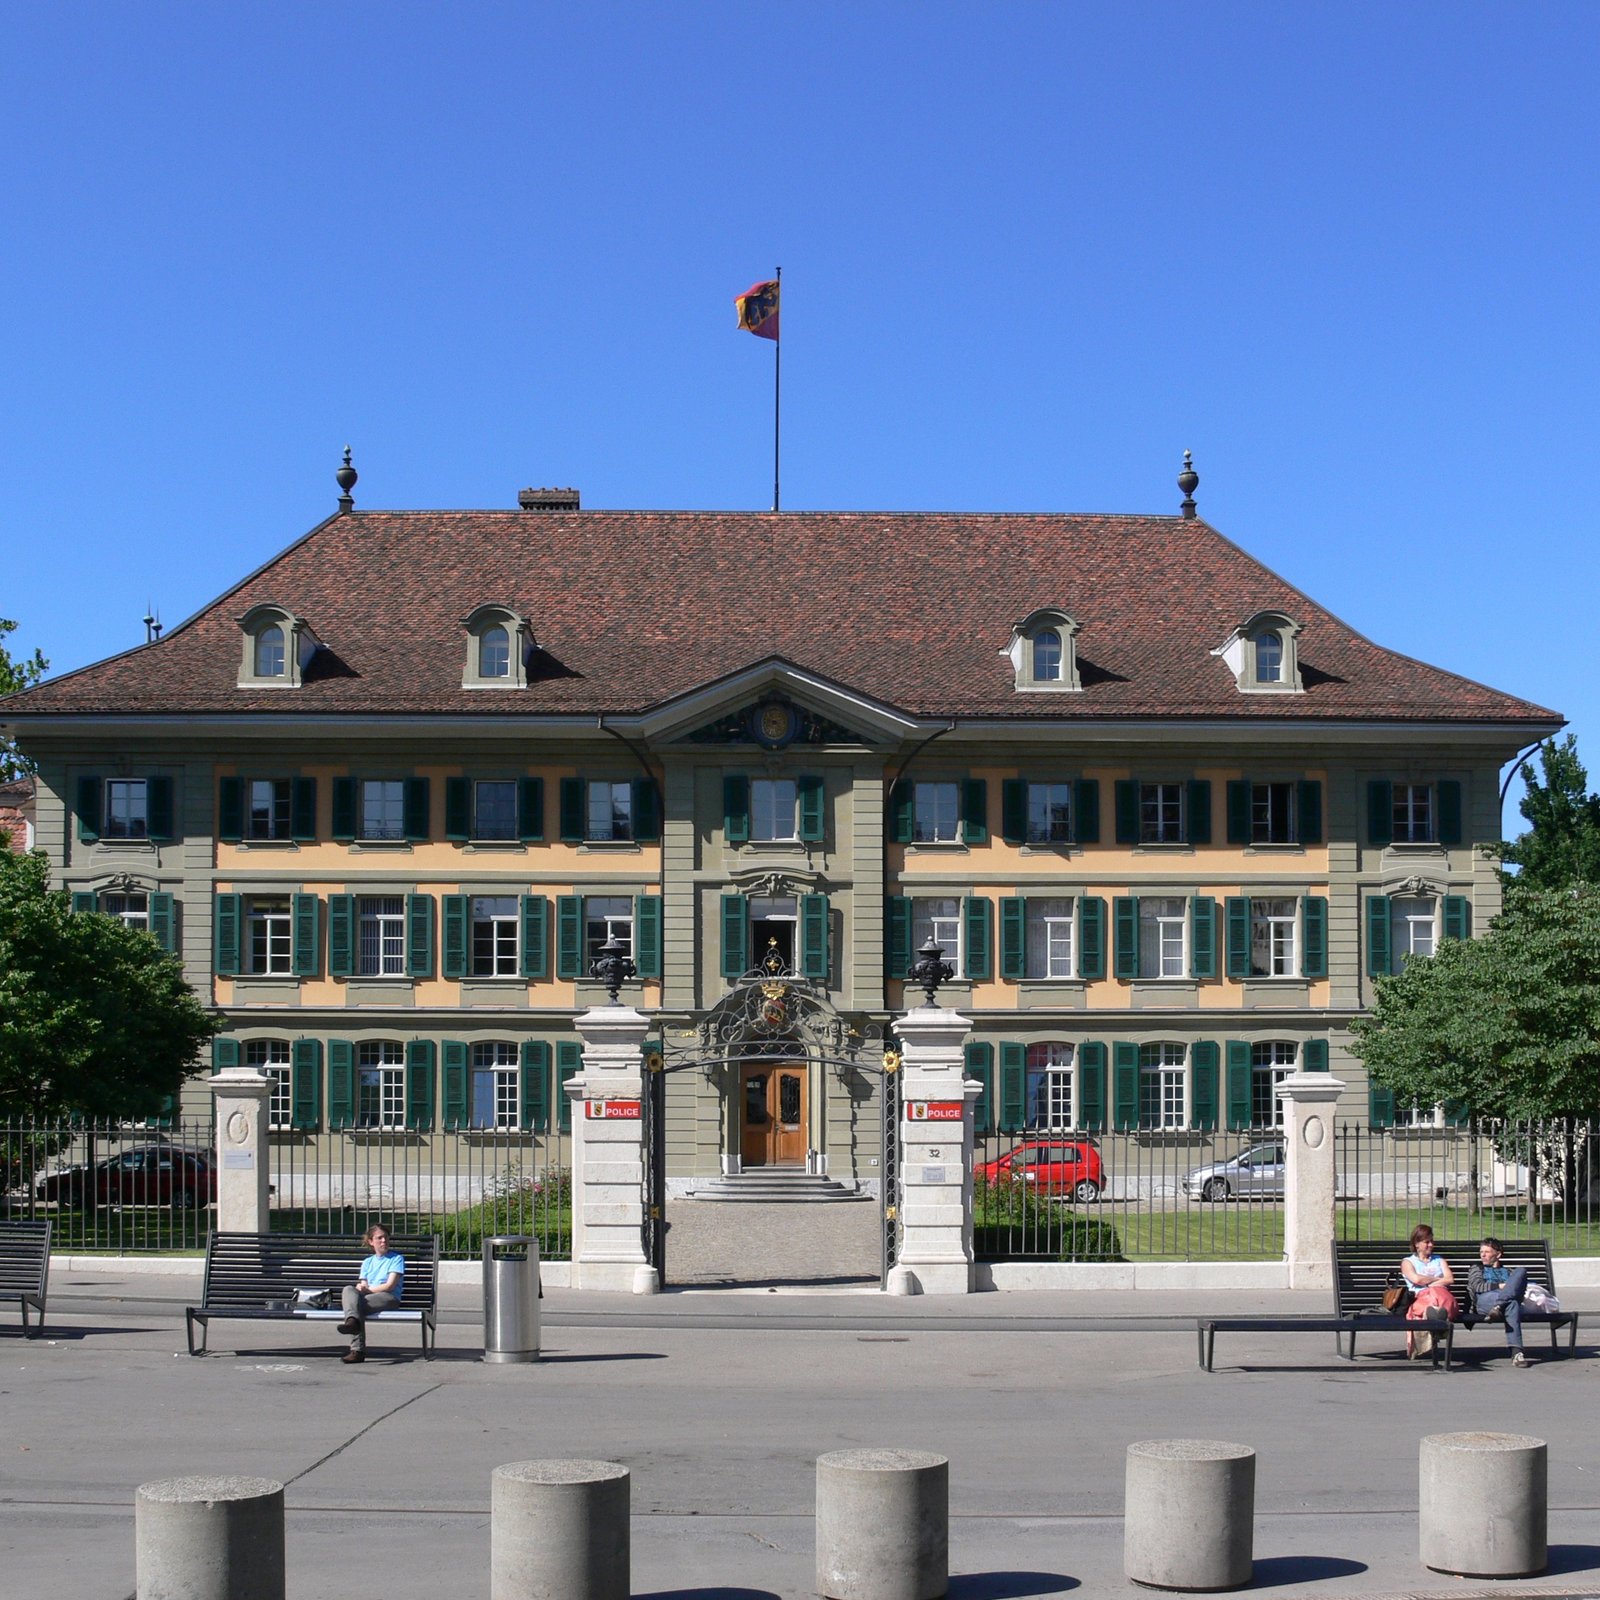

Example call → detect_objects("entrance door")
740 1064 808 1167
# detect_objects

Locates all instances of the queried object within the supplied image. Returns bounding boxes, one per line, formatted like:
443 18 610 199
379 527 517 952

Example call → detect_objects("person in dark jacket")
1468 1237 1530 1368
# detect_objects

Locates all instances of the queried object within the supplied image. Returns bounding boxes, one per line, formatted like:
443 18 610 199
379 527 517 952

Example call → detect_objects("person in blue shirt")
338 1223 404 1365
1467 1236 1530 1368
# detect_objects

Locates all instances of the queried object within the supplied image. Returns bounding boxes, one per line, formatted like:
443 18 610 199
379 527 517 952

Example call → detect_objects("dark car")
976 1139 1105 1202
36 1146 216 1209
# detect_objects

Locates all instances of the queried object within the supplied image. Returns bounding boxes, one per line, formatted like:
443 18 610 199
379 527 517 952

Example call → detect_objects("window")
471 895 519 977
254 625 286 678
473 780 518 842
584 896 634 965
1139 1043 1186 1129
1139 897 1187 979
360 780 405 842
1025 898 1075 979
358 896 406 977
247 1039 292 1129
1252 1041 1297 1127
1250 898 1298 978
1251 782 1295 844
749 895 798 970
1140 782 1183 844
1026 783 1073 844
1393 784 1434 843
1032 630 1062 682
750 778 798 842
1009 609 1082 691
1391 897 1436 962
470 1041 519 1130
247 779 291 841
1025 1042 1074 1129
101 891 149 931
1255 631 1283 683
586 780 634 842
912 897 962 977
462 606 530 689
356 1042 405 1129
479 625 511 679
247 897 293 975
238 606 313 689
105 780 148 840
913 782 959 844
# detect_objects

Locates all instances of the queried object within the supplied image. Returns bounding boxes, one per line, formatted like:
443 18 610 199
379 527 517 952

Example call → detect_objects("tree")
1494 735 1600 890
0 849 220 1121
0 617 48 781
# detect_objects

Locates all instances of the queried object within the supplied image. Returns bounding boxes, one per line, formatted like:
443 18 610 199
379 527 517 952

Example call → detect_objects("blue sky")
3 5 1595 831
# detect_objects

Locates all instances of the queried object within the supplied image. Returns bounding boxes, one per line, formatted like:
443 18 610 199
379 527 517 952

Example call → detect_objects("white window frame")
1025 897 1075 979
246 1039 293 1129
1251 1041 1297 1128
1250 781 1296 845
1024 1042 1075 1130
1250 898 1299 978
1032 630 1063 682
356 1041 405 1129
911 896 963 979
1391 896 1437 963
101 891 149 931
359 779 405 842
104 779 149 840
247 778 291 841
750 778 798 842
1139 1042 1187 1130
913 782 960 844
1140 782 1184 845
1255 630 1283 683
472 780 518 842
586 780 634 842
584 895 634 965
1393 783 1434 844
470 1040 520 1130
254 625 286 678
1026 782 1073 844
470 895 519 978
357 895 406 977
478 625 511 679
1139 897 1187 979
247 896 293 976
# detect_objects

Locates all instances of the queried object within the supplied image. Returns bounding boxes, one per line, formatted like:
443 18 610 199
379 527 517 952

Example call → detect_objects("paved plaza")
3 1270 1599 1599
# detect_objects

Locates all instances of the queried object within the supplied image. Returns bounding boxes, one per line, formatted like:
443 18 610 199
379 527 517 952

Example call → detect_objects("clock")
751 700 796 749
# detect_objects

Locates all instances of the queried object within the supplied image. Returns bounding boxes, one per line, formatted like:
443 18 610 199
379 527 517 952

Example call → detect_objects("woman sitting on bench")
338 1223 404 1365
1400 1222 1458 1359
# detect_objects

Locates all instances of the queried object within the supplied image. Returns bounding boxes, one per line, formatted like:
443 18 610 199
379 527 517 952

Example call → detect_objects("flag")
735 278 780 341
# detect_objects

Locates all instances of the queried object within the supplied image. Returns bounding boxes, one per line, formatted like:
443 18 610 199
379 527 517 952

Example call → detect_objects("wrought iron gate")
641 1045 666 1280
881 1050 902 1283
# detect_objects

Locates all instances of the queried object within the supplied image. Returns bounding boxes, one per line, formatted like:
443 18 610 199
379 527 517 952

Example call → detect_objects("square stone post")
1278 1070 1345 1291
210 1068 271 1234
568 1003 659 1294
886 1004 978 1295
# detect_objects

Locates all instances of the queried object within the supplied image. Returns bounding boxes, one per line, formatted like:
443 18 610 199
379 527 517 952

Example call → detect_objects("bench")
0 1219 50 1336
186 1231 438 1357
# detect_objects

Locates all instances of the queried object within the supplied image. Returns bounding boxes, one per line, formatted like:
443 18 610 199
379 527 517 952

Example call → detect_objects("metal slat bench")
186 1231 438 1357
0 1219 51 1337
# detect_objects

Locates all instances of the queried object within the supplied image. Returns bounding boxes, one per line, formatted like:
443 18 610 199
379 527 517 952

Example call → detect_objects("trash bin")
482 1234 540 1363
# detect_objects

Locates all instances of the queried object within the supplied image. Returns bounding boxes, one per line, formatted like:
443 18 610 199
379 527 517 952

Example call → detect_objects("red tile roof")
2 509 1560 724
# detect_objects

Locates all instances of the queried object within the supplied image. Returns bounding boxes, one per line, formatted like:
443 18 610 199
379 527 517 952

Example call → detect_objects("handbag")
1525 1282 1560 1312
295 1288 333 1310
1381 1272 1414 1315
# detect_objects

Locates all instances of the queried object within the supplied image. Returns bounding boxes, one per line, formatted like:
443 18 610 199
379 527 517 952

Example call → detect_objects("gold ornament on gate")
882 1050 902 1073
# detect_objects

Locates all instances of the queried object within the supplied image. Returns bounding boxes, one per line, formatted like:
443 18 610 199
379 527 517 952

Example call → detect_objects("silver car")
1184 1142 1285 1201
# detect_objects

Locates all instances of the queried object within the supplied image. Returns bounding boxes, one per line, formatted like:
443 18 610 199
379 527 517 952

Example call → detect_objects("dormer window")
1255 630 1283 684
254 625 286 678
1033 630 1063 682
1213 610 1303 694
237 604 317 689
479 626 511 679
1007 608 1082 693
463 605 532 689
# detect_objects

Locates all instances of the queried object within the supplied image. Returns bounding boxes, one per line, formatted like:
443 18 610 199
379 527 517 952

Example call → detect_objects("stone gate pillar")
886 1003 978 1295
1279 1069 1345 1291
210 1067 271 1234
569 1000 659 1294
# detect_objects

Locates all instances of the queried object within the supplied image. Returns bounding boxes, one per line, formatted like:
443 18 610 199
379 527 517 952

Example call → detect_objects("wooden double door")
740 1064 808 1167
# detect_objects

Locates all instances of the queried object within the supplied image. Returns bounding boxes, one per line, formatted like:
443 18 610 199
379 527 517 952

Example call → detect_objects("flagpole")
772 265 782 513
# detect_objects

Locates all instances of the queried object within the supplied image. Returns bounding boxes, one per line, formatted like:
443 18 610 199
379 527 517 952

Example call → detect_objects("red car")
36 1146 217 1210
976 1139 1104 1202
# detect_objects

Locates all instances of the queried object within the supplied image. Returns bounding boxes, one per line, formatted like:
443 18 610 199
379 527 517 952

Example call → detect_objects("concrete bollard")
1124 1439 1255 1591
491 1459 629 1600
816 1447 948 1600
135 1476 285 1600
1420 1431 1547 1577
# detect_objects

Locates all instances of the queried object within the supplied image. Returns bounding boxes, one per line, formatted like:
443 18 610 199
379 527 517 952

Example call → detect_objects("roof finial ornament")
1178 449 1199 519
336 446 358 513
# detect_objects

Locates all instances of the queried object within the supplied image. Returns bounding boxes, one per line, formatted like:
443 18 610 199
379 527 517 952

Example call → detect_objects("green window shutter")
292 893 320 977
1369 1081 1396 1130
965 1041 994 1135
1186 780 1212 845
889 780 913 845
1226 780 1252 846
406 894 434 979
723 775 750 844
720 893 749 977
331 778 357 842
1190 896 1217 979
328 1039 355 1129
149 893 177 953
442 1041 468 1131
217 777 244 843
1001 779 1027 845
1366 894 1392 978
1442 895 1471 942
1074 778 1100 844
557 1039 582 1131
1296 780 1323 845
886 896 912 981
1225 897 1252 979
442 895 469 980
1437 780 1463 846
1078 1041 1107 1132
1367 780 1393 847
520 1040 550 1133
1114 780 1139 845
1113 1042 1140 1132
801 893 830 981
213 1036 240 1075
999 1041 1026 1134
1302 896 1328 978
292 1039 322 1130
1303 1037 1329 1072
963 896 992 980
961 778 988 845
559 777 585 842
1113 896 1140 980
520 895 549 979
147 776 175 842
404 777 431 842
406 1040 436 1131
214 892 242 976
444 777 470 842
556 896 583 979
1078 897 1106 979
327 894 355 979
999 897 1026 980
518 776 545 842
292 777 317 842
1225 1040 1252 1130
632 777 661 842
76 775 102 842
1191 1040 1219 1131
635 895 663 979
72 891 97 914
797 774 825 843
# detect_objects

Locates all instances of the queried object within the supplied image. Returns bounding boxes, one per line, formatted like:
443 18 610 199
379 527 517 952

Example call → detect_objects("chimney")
518 487 581 511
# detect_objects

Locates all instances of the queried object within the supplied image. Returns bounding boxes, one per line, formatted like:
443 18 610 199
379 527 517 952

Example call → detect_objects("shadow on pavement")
950 1574 1078 1598
1250 1555 1367 1585
2 1326 161 1341
636 1590 783 1599
1546 1543 1600 1576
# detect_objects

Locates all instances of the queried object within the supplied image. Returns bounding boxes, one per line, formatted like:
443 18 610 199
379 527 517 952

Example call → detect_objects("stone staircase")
682 1169 868 1203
